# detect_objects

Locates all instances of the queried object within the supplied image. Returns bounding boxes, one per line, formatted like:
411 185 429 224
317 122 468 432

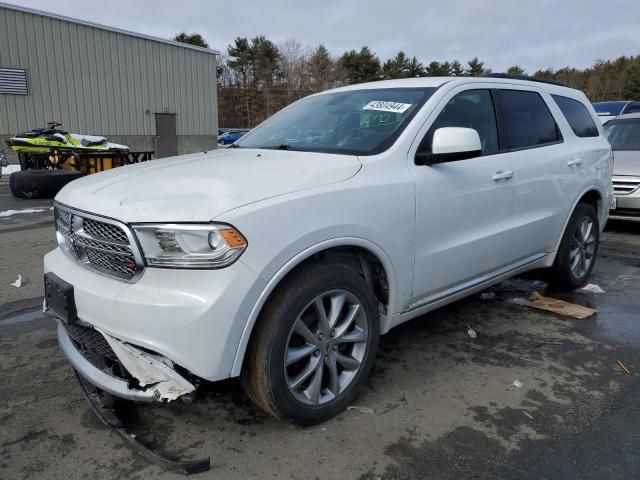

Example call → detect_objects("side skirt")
381 252 551 333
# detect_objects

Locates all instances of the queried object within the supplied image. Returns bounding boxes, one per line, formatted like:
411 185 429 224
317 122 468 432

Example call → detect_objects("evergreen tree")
506 65 526 75
466 57 488 76
338 47 381 84
382 51 411 79
450 60 464 76
174 32 209 48
308 44 334 89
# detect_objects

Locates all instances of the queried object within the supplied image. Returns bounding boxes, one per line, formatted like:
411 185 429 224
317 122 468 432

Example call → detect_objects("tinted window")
495 90 561 149
593 101 627 116
604 118 640 150
418 89 499 156
623 103 640 114
552 95 599 137
238 88 437 156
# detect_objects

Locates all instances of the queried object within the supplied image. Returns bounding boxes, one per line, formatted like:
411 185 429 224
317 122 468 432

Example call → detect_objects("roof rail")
478 73 568 87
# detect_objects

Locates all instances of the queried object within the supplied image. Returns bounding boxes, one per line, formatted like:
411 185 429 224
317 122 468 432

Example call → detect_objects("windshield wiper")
228 143 241 148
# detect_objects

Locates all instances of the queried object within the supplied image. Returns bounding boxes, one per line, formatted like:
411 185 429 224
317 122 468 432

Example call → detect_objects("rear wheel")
241 262 380 425
547 203 599 291
9 169 83 199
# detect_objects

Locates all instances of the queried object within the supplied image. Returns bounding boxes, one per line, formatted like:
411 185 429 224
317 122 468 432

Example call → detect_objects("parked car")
593 100 640 124
218 129 249 145
604 113 640 221
45 75 613 425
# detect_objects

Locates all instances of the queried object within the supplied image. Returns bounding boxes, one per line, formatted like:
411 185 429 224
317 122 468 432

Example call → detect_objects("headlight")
132 223 247 269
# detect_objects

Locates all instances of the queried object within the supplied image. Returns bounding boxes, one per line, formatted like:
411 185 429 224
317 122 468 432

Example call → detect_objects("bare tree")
279 39 311 100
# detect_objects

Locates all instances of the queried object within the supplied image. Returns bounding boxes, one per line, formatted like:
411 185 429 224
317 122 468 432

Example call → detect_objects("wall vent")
0 68 28 95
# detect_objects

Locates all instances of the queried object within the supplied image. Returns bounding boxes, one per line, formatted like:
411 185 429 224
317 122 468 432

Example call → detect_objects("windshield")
604 118 640 150
237 87 437 155
593 101 628 116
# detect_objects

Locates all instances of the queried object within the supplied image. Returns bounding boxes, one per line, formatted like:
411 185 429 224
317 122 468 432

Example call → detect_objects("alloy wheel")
284 289 369 405
570 216 596 279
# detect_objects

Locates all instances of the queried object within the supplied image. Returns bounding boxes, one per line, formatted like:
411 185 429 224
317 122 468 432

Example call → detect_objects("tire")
9 169 84 199
547 203 599 291
241 262 380 425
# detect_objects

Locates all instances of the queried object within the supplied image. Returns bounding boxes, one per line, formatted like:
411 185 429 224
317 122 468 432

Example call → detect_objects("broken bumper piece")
57 322 195 402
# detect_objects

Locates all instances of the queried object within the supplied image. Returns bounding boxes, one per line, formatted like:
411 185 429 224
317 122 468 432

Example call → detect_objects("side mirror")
415 127 482 165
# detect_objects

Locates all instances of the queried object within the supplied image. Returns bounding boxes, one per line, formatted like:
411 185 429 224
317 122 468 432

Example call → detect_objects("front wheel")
241 262 380 425
547 203 599 291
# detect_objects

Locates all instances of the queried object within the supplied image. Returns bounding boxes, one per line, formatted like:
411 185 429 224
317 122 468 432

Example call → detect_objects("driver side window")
417 89 499 156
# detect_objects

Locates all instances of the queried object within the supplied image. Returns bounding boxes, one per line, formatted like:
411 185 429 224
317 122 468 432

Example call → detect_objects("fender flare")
229 237 397 377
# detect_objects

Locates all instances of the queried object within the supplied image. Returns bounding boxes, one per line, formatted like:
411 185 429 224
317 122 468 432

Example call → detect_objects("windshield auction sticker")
362 101 412 113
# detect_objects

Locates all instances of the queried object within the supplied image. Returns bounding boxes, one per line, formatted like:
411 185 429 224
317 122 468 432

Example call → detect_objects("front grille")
83 218 129 243
54 205 142 281
613 176 640 196
66 322 118 361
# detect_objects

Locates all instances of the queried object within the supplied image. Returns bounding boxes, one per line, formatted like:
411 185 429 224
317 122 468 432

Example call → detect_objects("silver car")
605 113 640 221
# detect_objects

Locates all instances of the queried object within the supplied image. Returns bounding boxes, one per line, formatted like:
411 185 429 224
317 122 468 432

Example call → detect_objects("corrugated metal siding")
0 6 217 136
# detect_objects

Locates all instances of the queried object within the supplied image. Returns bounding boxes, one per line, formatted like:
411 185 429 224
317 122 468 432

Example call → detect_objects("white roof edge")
0 1 220 55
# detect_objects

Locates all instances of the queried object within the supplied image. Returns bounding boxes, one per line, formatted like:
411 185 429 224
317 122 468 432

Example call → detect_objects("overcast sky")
7 0 640 72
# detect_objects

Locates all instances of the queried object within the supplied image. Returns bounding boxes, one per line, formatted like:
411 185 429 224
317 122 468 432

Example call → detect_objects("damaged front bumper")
56 321 195 402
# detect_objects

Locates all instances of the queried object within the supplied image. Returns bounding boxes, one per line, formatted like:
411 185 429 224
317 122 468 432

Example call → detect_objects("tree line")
174 31 640 127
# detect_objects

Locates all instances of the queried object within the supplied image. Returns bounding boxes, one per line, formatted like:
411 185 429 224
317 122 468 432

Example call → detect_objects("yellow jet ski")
6 122 128 154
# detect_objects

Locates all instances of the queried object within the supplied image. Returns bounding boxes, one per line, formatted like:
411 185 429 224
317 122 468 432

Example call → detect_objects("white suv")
45 76 613 424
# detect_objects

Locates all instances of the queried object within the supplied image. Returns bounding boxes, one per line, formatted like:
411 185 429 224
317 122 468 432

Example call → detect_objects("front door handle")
567 159 583 167
492 170 514 181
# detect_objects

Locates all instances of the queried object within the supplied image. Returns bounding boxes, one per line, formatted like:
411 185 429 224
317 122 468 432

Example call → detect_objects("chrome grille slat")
54 205 143 281
83 218 129 243
613 176 640 196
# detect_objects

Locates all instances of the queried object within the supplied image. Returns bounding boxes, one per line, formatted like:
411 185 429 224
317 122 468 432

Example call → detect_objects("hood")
613 150 640 177
56 149 361 222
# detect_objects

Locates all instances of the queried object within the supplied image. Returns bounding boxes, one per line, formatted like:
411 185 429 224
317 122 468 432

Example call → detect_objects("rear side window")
552 95 599 138
495 90 561 150
624 103 640 114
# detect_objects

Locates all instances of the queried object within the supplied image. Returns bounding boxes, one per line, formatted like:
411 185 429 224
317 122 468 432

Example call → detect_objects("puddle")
0 307 46 326
593 302 640 347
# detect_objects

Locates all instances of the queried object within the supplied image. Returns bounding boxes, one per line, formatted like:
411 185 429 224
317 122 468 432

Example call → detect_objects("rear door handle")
567 159 583 167
492 170 513 181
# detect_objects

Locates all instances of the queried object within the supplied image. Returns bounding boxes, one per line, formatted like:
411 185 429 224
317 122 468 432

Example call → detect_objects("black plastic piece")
478 73 568 87
74 371 210 475
44 272 77 324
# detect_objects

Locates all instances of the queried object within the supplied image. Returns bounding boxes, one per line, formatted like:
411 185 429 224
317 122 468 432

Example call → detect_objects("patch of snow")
105 142 129 150
11 274 22 288
1 165 21 175
0 208 46 218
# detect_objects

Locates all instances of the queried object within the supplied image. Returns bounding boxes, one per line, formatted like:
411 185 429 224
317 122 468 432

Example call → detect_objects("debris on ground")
512 380 524 389
508 291 597 319
480 292 496 300
523 411 534 419
617 360 631 375
506 297 535 307
466 325 477 339
0 208 46 218
347 406 375 414
577 283 606 294
10 274 22 288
